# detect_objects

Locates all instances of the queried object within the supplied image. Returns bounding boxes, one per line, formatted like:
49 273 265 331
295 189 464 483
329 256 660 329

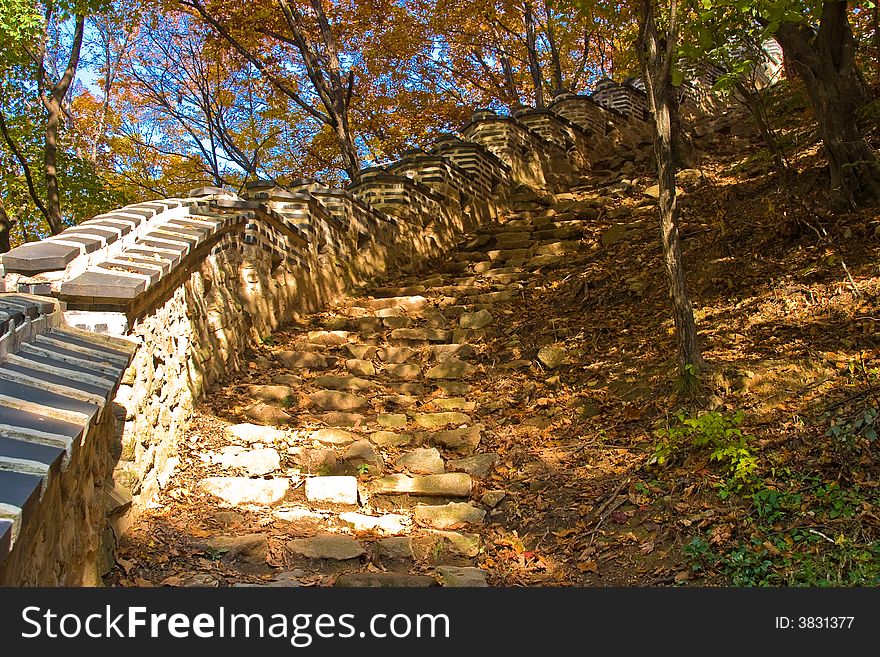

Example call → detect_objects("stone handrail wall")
0 84 652 585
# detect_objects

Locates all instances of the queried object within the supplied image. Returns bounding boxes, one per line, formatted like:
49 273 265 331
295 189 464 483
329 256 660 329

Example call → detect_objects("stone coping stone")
1 241 80 274
47 330 133 364
0 435 65 470
60 271 146 300
27 341 125 376
10 352 117 390
47 234 104 254
0 404 84 442
127 247 182 268
3 294 60 315
0 469 44 510
0 380 99 422
87 220 134 236
0 298 40 319
0 363 107 398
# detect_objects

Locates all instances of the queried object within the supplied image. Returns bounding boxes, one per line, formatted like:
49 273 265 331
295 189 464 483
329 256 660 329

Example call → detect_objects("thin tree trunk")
735 80 789 178
524 2 544 108
773 2 880 206
39 13 85 234
499 52 524 110
43 100 64 234
0 200 16 253
637 0 702 392
543 0 565 93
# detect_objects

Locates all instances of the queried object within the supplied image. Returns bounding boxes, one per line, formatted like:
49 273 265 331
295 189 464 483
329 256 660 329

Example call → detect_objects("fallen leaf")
577 560 599 573
674 570 690 582
160 575 183 587
640 541 655 555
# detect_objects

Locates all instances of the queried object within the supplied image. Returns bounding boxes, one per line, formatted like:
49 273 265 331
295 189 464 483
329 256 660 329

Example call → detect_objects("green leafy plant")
357 463 370 476
652 410 759 491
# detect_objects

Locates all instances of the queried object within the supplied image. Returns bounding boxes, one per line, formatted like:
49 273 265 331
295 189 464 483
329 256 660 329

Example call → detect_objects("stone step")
366 473 472 497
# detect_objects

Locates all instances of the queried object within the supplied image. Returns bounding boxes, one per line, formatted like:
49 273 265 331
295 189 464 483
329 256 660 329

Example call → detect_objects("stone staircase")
115 189 605 587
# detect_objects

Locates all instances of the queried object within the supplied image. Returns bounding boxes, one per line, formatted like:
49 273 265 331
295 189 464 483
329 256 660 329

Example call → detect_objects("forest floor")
107 82 880 587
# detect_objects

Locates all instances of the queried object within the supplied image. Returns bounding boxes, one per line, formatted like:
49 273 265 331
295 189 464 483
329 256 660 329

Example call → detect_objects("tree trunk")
543 0 565 94
44 99 64 235
873 3 880 87
499 52 524 110
524 2 544 108
773 2 880 206
637 0 702 392
0 201 15 253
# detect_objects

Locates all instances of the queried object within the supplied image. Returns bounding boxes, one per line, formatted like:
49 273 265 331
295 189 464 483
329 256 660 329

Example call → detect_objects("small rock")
425 359 477 380
310 428 355 445
377 413 408 428
480 490 506 508
432 398 476 411
377 346 416 363
276 351 328 370
305 476 359 504
224 423 286 444
248 385 295 403
372 536 415 565
343 440 383 467
339 512 408 534
417 530 481 559
272 374 303 386
369 431 412 447
537 345 567 369
396 448 445 475
334 573 435 587
458 309 493 330
383 363 421 380
312 375 375 391
287 532 364 560
447 453 498 478
215 447 280 476
347 344 378 360
430 425 483 453
345 359 376 376
244 403 290 425
436 566 488 587
390 328 452 342
199 477 289 506
414 502 486 529
309 390 369 411
307 330 349 346
413 412 471 428
203 534 268 560
431 344 476 362
368 473 472 497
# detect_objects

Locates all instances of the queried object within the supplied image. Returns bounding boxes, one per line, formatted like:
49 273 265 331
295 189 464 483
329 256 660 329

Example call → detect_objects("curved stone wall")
0 86 652 584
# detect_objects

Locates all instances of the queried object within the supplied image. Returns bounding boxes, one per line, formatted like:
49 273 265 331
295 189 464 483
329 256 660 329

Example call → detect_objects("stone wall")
0 82 652 585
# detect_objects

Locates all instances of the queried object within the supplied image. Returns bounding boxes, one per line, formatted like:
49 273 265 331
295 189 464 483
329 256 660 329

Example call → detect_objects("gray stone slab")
60 271 146 300
0 518 12 558
46 330 132 364
49 234 103 253
97 261 161 285
0 363 107 398
86 220 134 235
0 298 39 319
139 239 189 254
27 340 125 376
12 352 115 389
63 226 121 244
0 469 44 509
112 254 171 275
0 307 24 329
148 229 198 247
2 294 57 315
126 248 181 268
165 220 213 238
0 380 100 421
0 403 83 442
0 435 65 469
1 241 80 274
